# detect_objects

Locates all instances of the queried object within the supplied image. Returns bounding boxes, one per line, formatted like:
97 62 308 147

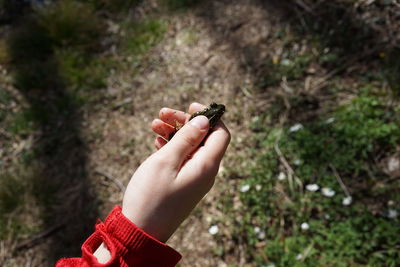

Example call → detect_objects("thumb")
162 115 209 164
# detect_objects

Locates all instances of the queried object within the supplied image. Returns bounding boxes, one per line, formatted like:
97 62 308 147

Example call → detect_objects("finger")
151 119 175 139
188 102 207 114
154 136 167 150
159 107 189 126
198 120 230 163
160 115 209 166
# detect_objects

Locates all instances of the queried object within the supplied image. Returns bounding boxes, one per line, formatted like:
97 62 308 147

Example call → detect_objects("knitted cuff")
82 206 182 267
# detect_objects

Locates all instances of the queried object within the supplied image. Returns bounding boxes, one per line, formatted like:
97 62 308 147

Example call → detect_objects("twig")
113 97 132 110
274 141 303 193
329 164 351 197
300 241 314 262
95 170 126 193
294 0 315 13
15 224 65 251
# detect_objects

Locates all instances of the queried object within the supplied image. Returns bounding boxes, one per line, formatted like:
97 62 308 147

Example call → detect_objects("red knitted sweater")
56 206 181 267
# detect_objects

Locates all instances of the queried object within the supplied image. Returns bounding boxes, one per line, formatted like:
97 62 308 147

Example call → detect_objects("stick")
274 141 303 193
15 224 65 251
95 170 126 192
329 164 351 197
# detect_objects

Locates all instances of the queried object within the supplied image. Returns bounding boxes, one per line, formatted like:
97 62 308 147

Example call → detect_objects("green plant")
231 90 400 266
120 19 167 56
0 169 41 240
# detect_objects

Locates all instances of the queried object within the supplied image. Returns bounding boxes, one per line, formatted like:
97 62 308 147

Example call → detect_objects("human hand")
121 102 230 242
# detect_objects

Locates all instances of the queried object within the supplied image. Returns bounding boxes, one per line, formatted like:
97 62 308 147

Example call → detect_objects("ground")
0 0 399 266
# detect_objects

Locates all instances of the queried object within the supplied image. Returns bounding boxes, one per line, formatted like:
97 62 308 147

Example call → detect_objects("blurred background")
0 0 399 266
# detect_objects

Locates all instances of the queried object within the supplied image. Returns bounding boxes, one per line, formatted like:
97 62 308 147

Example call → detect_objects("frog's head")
208 103 225 127
210 102 225 114
189 102 226 128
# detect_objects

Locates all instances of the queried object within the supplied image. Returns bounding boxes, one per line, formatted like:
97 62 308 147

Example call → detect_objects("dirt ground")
87 1 275 266
1 0 398 266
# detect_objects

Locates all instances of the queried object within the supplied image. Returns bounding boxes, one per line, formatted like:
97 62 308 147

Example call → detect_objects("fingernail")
190 115 209 130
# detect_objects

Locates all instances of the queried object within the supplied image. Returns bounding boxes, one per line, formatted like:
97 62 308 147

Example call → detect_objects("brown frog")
169 103 225 140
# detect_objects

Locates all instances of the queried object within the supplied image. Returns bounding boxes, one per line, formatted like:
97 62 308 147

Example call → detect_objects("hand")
121 102 230 242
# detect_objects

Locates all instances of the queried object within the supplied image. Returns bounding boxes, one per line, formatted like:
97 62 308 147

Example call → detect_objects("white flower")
277 172 286 181
256 184 262 191
300 222 310 230
321 187 336 197
306 184 320 192
296 254 303 260
324 214 331 220
254 226 265 239
293 159 302 166
240 184 250 193
342 196 352 206
388 209 398 219
281 59 292 66
325 117 335 124
289 123 303 132
266 264 276 267
257 231 266 240
208 225 219 235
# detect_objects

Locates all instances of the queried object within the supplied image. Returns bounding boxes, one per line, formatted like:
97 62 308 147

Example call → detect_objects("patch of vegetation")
0 168 41 241
258 32 319 88
55 49 109 95
231 89 400 266
120 19 167 56
37 1 102 50
261 53 314 87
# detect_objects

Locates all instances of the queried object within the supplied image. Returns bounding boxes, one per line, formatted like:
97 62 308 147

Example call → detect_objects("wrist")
93 242 111 264
121 205 170 243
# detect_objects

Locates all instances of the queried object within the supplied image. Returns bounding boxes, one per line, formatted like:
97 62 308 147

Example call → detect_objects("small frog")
169 103 225 140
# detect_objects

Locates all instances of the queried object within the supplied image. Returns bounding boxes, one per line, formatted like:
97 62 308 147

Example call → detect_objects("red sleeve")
56 206 182 267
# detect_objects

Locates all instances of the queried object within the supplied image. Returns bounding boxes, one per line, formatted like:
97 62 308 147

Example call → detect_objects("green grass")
120 19 167 56
0 168 42 241
229 89 400 266
258 33 318 88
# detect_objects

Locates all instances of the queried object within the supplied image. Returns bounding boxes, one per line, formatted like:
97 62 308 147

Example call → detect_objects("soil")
1 0 397 266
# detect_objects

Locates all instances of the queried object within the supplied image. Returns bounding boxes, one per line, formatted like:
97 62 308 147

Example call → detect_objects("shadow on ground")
189 0 399 96
3 2 98 263
262 0 400 94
